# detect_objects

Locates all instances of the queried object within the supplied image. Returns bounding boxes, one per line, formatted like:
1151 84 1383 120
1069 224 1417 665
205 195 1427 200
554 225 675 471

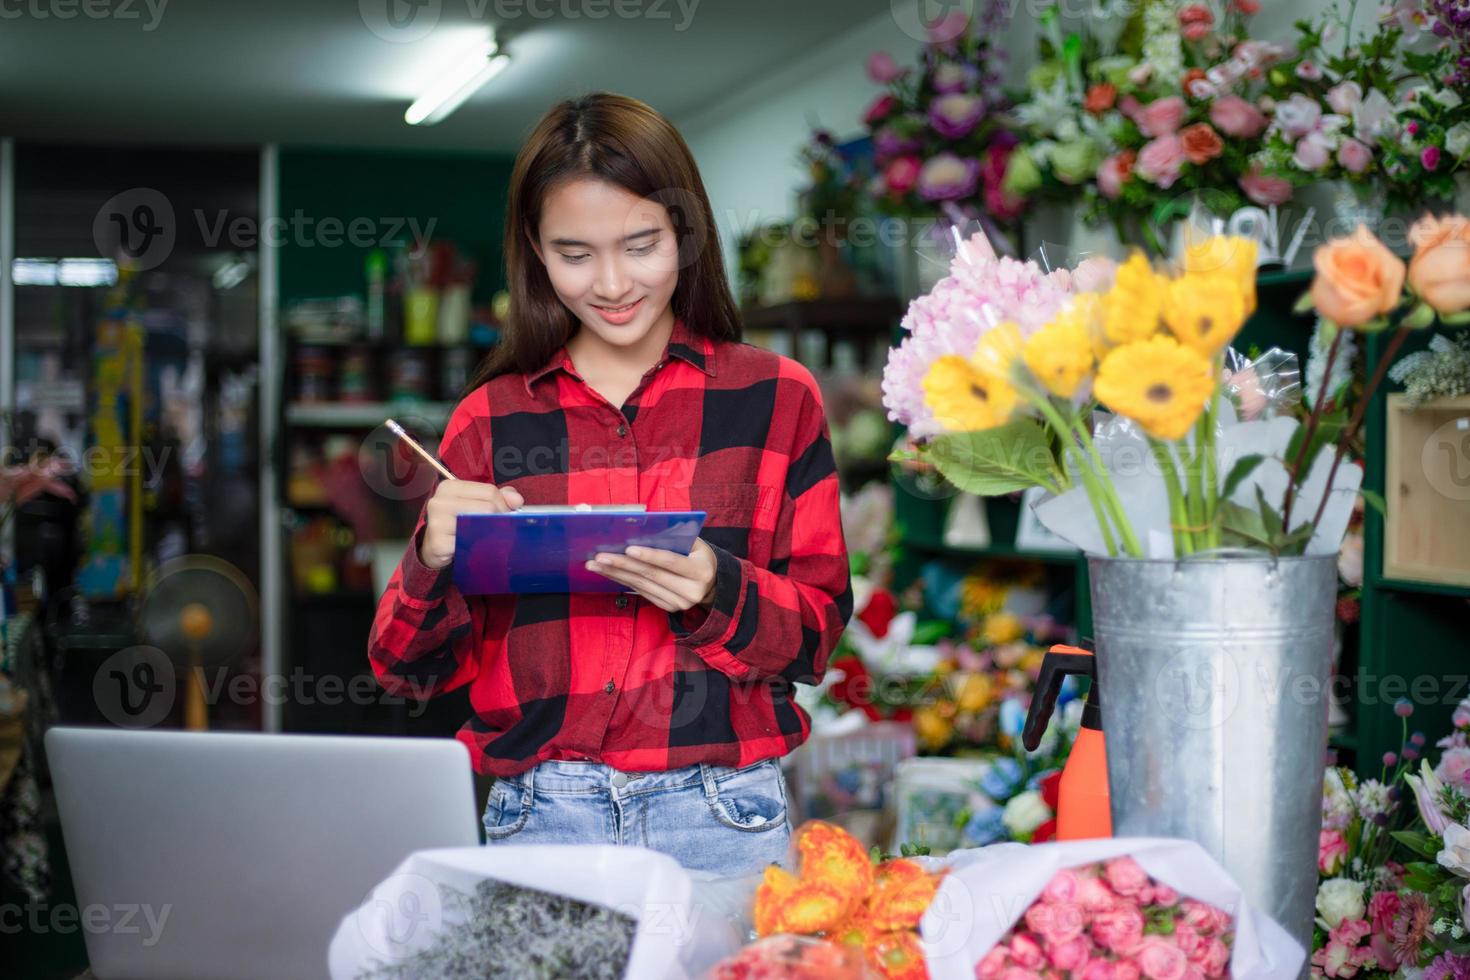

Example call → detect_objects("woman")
368 92 852 877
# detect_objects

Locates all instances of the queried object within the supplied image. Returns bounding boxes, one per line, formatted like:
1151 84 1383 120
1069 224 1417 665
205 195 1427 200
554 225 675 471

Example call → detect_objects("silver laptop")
45 726 480 980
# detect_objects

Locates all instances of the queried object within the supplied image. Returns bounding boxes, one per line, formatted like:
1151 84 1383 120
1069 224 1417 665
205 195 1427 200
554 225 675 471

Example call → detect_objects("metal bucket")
1089 554 1338 952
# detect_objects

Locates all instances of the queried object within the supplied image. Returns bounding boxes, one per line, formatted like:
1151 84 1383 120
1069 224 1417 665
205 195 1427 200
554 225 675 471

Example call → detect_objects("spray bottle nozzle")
1022 642 1099 753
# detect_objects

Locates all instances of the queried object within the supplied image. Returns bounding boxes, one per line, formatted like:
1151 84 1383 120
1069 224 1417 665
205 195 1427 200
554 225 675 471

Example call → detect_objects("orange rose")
1182 68 1209 97
1408 213 1470 315
1085 82 1118 115
1179 122 1224 165
1310 224 1406 328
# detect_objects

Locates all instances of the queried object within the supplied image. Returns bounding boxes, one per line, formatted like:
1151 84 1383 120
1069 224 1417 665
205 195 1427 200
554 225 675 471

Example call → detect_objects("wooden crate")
1384 394 1470 587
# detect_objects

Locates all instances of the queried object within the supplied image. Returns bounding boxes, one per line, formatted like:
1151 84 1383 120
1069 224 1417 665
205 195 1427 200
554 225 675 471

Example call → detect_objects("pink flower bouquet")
976 858 1236 980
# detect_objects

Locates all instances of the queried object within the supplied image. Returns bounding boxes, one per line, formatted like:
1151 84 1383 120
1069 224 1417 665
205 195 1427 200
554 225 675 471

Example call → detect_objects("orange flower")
1085 82 1118 114
867 859 943 932
1408 213 1470 315
1179 122 1224 165
1310 224 1407 328
864 930 929 980
798 820 876 896
1182 68 1208 97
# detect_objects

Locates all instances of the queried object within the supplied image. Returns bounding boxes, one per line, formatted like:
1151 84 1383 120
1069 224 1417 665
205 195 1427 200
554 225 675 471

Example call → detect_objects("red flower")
1178 4 1214 40
1182 68 1209 97
1031 819 1058 844
1231 0 1261 13
857 588 898 638
1179 122 1224 164
827 653 882 721
1336 597 1360 624
1084 82 1118 115
1040 770 1063 811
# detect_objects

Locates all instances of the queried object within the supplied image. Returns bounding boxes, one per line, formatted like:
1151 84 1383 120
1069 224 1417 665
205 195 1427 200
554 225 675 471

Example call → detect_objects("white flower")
1001 790 1052 837
1316 878 1366 930
1447 124 1470 160
1353 89 1400 143
1354 778 1392 819
1326 81 1363 115
1322 765 1358 832
1275 93 1324 139
1434 89 1464 110
1439 822 1470 878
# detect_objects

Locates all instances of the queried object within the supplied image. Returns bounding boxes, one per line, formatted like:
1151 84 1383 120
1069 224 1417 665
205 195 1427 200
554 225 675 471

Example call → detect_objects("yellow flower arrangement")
981 610 1026 646
1163 274 1247 355
954 672 994 712
1094 336 1215 440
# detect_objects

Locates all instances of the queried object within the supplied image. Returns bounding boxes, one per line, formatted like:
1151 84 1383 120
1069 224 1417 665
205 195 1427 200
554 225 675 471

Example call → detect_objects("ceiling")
0 0 895 154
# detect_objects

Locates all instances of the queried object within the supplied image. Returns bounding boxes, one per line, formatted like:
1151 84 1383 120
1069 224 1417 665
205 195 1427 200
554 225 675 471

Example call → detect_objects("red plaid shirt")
368 316 853 777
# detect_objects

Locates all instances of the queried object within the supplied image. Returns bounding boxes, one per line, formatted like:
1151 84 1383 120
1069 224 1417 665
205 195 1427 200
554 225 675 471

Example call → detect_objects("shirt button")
604 679 616 694
615 594 629 609
616 423 628 437
611 772 628 788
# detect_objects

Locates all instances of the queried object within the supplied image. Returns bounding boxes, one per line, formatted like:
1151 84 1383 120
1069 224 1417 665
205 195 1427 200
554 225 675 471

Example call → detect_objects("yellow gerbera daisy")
1102 253 1167 346
1023 308 1095 398
923 354 1017 431
1183 234 1259 315
1163 274 1247 355
1094 336 1215 441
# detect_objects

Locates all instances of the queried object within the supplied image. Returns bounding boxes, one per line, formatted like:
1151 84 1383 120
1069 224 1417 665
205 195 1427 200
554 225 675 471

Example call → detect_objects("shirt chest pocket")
656 483 776 526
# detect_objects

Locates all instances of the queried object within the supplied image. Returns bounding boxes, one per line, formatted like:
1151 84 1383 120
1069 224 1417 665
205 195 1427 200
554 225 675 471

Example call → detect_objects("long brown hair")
466 92 742 393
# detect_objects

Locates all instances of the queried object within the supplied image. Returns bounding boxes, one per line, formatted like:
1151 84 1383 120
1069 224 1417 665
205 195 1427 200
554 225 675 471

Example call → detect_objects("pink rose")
1173 923 1209 960
1209 95 1268 138
1010 933 1046 970
1150 883 1180 907
1043 868 1080 904
1199 938 1231 979
1138 96 1187 137
1275 93 1323 139
979 947 1011 980
1337 138 1372 174
1239 167 1293 206
1319 829 1349 874
1181 899 1233 936
1082 960 1118 980
1000 969 1044 980
863 93 897 126
1454 703 1470 728
866 50 903 84
1296 60 1325 81
1093 905 1146 954
1097 150 1136 199
1038 902 1086 945
1293 132 1333 171
1224 365 1267 420
1135 937 1189 980
1049 936 1094 972
883 155 922 195
1135 136 1186 189
1075 873 1119 912
1072 256 1118 293
1438 746 1470 790
1326 81 1363 115
1115 961 1142 980
1104 857 1151 897
1423 145 1443 171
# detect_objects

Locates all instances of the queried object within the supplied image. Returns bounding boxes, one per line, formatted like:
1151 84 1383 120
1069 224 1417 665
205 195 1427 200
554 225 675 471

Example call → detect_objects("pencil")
385 419 457 481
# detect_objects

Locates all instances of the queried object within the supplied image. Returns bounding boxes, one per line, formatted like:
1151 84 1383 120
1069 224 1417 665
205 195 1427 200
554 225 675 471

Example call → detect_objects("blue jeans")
482 757 793 877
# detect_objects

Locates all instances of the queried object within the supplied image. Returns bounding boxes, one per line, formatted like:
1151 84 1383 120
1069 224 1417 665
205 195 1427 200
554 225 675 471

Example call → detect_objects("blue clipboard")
452 510 707 594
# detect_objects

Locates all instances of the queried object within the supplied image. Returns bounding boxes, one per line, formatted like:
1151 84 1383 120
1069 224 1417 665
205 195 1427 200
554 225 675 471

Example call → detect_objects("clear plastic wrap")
1223 346 1302 421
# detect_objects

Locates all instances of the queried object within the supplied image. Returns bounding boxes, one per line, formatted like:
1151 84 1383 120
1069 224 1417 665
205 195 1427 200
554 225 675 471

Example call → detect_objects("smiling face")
531 176 680 357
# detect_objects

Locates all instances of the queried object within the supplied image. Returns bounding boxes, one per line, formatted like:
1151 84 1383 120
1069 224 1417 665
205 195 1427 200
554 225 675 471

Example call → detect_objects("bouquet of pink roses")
976 857 1237 980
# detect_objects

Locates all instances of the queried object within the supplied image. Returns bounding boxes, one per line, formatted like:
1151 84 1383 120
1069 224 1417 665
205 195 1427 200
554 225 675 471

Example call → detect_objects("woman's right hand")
418 480 525 569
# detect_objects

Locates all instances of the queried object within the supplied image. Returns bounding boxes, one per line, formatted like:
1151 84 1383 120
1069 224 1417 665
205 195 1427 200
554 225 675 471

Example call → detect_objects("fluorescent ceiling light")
405 37 510 126
13 258 118 287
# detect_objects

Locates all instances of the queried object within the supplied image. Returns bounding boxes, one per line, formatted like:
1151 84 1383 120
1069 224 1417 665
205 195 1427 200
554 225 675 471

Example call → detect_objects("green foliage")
924 419 1064 496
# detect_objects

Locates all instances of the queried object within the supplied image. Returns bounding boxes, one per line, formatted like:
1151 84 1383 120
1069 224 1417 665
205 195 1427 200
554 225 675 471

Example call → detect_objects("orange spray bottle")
1022 643 1112 840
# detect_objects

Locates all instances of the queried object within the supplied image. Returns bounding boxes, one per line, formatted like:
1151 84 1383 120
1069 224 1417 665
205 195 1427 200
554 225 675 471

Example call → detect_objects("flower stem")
1309 326 1410 534
1073 416 1143 558
1282 327 1344 529
1151 437 1192 556
1202 377 1220 550
1030 395 1119 557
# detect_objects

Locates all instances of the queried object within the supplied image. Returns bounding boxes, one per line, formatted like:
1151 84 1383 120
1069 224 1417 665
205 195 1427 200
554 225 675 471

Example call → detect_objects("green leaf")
1294 290 1317 314
1221 454 1265 499
1219 501 1273 551
1392 830 1439 858
1359 488 1387 517
925 419 1061 496
1404 302 1437 330
1257 486 1284 540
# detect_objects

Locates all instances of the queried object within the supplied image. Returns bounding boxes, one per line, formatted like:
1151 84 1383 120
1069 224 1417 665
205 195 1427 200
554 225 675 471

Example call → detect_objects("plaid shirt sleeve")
670 373 853 684
367 404 513 700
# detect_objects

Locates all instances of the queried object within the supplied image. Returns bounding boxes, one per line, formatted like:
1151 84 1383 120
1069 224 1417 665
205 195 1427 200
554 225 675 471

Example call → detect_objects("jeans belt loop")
698 762 719 799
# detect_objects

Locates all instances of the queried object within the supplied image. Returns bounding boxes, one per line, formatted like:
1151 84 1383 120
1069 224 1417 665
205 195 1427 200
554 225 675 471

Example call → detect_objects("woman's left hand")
585 539 718 613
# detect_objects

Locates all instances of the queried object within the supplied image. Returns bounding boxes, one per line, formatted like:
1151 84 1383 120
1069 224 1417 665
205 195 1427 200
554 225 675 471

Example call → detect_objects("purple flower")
928 93 986 139
874 126 921 159
1424 951 1470 980
1423 145 1443 170
1395 698 1415 718
916 153 981 201
866 50 904 84
1407 762 1452 835
1384 752 1399 768
1412 731 1427 747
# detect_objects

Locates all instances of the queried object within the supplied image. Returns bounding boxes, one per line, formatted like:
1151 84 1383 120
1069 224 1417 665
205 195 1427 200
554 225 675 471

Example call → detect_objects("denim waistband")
500 757 779 796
